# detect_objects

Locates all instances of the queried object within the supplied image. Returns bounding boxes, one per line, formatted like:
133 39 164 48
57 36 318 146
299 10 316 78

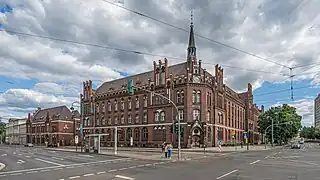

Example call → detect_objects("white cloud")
290 99 314 127
1 0 320 118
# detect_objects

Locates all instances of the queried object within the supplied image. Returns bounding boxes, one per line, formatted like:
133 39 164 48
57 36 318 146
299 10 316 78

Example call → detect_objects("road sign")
75 135 79 144
130 137 133 146
232 130 235 135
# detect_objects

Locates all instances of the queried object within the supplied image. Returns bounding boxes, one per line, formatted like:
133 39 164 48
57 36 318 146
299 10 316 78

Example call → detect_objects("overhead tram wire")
0 29 287 76
101 0 290 69
254 84 314 97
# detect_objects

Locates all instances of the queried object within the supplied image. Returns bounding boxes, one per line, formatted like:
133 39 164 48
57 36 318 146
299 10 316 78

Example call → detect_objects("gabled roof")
96 62 188 94
32 105 79 122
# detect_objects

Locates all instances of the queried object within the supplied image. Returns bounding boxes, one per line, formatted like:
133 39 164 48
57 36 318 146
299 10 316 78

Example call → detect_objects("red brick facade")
26 106 80 146
80 20 264 148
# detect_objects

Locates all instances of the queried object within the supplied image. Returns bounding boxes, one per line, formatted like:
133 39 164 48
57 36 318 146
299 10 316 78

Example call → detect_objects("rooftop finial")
190 10 193 26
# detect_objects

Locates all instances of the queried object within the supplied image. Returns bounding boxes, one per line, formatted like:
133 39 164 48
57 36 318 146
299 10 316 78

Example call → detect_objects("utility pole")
271 118 274 147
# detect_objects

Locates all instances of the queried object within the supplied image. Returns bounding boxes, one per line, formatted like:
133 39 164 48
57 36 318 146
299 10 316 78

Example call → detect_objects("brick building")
81 19 264 148
26 106 80 146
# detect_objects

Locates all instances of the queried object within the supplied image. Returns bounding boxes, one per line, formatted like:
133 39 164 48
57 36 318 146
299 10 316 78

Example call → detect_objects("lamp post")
264 121 293 149
141 88 181 160
71 101 80 151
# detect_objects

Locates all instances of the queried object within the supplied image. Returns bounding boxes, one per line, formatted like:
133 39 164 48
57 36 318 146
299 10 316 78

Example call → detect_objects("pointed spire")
188 10 196 48
187 10 196 61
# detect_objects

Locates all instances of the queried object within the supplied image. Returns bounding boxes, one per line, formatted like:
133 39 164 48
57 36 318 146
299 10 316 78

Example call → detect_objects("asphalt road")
1 143 319 180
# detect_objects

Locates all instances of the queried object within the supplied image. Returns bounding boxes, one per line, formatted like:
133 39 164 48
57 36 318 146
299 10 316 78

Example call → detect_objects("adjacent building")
5 118 27 145
80 18 264 148
314 94 320 128
26 106 80 146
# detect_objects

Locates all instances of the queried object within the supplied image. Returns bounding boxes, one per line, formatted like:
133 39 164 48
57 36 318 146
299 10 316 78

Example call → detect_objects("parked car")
24 143 34 147
291 142 301 149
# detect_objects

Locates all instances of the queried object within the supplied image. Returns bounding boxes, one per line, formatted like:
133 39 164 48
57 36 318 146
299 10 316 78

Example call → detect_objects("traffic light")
174 122 179 132
127 79 134 95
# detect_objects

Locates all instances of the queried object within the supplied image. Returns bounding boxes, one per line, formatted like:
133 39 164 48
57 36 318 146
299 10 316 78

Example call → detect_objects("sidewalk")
44 145 275 161
54 145 271 153
44 147 196 161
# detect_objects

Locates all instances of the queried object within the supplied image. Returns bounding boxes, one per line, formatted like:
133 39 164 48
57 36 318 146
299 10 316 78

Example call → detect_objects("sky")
0 0 319 127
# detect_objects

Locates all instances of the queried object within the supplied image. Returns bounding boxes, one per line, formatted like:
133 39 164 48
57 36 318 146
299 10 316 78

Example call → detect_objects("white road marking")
25 156 31 158
0 162 6 171
216 169 239 179
83 173 94 177
52 157 64 161
69 176 80 179
129 166 136 168
0 175 6 177
26 171 38 174
35 158 64 166
11 173 22 176
17 160 26 164
249 160 260 165
118 167 128 171
78 154 93 158
108 169 117 172
97 171 106 174
115 175 135 180
40 169 51 172
13 152 16 155
137 164 145 167
1 154 7 156
58 179 64 180
264 156 270 159
0 158 130 175
18 154 22 156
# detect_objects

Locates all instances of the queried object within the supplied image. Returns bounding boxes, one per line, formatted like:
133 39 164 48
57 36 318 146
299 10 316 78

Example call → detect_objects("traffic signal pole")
127 79 181 160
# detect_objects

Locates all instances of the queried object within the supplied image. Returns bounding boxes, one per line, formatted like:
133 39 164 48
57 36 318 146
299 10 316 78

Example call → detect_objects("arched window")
135 96 140 108
160 111 165 121
197 90 201 103
128 115 132 124
121 116 125 124
192 90 196 103
127 128 132 139
135 115 139 123
143 96 147 107
128 97 132 110
96 103 99 113
154 112 159 122
207 111 210 122
176 91 180 103
134 128 139 140
121 99 124 110
181 90 184 103
114 100 118 111
142 127 148 141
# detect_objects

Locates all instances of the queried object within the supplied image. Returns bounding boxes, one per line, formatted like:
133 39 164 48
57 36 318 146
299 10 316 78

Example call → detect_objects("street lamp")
264 121 293 149
141 88 181 160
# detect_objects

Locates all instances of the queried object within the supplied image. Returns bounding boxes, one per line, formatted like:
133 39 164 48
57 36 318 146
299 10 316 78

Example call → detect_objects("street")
0 143 319 180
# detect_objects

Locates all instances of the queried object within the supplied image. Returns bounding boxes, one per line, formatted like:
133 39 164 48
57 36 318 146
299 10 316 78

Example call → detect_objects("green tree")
258 104 302 145
300 126 320 139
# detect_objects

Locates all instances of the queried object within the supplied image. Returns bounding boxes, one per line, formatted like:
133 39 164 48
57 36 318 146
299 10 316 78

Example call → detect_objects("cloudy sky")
0 0 319 126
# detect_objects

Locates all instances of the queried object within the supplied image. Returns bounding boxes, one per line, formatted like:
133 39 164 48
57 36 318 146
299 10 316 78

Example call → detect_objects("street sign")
232 130 235 135
75 135 79 144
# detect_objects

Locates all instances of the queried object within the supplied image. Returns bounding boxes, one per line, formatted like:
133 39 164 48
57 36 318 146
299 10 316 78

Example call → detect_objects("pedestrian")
164 143 168 158
161 142 165 158
167 143 173 159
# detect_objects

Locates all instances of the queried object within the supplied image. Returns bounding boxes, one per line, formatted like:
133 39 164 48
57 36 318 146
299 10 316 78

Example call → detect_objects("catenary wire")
0 29 288 76
101 0 290 69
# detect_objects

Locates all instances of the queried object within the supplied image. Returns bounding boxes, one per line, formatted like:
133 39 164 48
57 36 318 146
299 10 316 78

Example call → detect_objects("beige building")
6 118 27 145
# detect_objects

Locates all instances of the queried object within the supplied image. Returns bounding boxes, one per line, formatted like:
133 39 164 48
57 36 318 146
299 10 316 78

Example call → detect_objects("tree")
258 104 302 145
300 126 320 139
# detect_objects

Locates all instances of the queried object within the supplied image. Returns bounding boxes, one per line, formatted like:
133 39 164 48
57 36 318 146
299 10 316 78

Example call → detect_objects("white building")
6 118 27 145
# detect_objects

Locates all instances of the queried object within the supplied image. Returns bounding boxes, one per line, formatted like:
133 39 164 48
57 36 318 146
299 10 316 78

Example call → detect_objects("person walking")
167 143 173 159
164 143 168 158
161 142 166 158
